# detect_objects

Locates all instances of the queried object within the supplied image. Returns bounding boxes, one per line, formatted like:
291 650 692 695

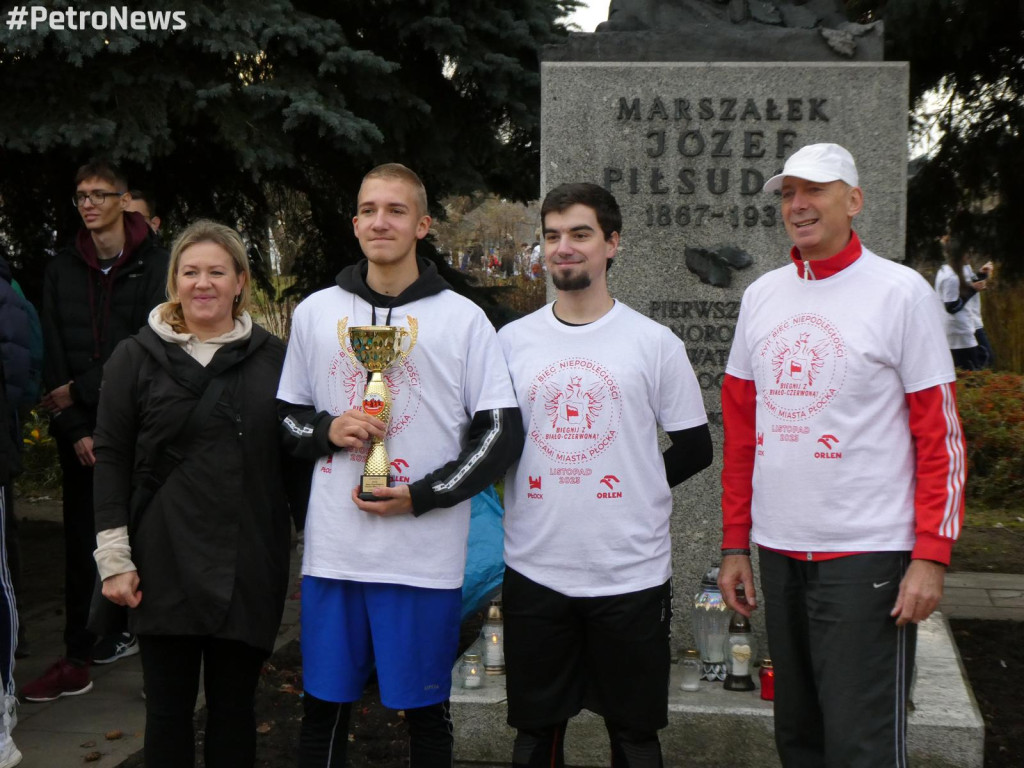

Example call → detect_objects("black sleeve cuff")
662 423 714 487
278 400 341 461
406 406 524 517
408 480 436 517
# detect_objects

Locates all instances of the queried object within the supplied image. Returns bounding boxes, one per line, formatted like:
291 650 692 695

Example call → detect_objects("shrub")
956 370 1024 508
16 409 61 498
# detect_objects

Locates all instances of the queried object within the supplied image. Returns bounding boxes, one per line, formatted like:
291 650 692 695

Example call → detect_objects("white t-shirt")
499 301 708 597
727 247 955 553
277 285 518 589
962 264 984 331
934 264 977 349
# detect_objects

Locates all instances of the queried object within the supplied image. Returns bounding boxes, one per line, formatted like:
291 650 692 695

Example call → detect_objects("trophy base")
358 474 392 501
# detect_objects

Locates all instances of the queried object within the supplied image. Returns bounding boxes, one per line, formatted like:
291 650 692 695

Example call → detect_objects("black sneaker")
92 632 140 665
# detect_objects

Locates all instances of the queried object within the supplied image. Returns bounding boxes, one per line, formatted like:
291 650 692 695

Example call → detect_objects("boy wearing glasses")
23 160 167 703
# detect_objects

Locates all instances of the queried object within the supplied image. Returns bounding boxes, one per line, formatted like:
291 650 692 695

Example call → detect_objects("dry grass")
251 277 299 342
982 279 1024 374
483 273 547 317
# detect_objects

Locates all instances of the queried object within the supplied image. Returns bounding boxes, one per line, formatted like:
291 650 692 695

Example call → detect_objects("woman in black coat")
93 220 302 768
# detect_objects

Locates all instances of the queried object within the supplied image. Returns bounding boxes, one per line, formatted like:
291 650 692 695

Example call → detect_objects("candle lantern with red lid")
759 658 775 701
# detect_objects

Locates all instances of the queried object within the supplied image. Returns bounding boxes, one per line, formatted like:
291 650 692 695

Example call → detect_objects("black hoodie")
278 257 523 517
338 256 447 315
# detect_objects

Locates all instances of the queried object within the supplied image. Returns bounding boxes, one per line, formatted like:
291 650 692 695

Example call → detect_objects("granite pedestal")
451 613 983 767
540 59 909 653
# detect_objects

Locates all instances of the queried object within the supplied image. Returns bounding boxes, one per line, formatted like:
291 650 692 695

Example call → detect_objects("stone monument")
541 2 907 653
451 10 983 768
597 0 882 59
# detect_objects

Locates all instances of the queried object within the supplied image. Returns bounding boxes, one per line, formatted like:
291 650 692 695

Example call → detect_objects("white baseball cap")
763 143 859 193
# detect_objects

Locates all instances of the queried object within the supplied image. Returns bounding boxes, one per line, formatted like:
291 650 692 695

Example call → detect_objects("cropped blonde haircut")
160 219 252 334
361 163 429 216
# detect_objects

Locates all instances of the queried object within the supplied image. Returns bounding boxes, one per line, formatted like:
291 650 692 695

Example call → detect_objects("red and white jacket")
721 233 965 564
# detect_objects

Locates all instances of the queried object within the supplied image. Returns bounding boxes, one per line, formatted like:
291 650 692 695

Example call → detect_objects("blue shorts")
301 576 461 709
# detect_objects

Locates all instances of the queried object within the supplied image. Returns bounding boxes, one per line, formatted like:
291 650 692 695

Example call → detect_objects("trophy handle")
337 319 360 365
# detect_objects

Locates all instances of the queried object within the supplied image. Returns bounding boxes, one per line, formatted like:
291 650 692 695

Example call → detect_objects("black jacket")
94 324 304 652
43 212 169 442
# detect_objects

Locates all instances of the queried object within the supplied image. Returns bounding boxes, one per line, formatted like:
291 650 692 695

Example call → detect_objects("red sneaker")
21 658 93 702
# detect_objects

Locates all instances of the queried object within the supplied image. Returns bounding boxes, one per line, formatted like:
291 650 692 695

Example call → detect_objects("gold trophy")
339 320 417 500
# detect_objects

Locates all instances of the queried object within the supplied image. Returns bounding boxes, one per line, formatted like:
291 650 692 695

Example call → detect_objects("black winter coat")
93 323 302 652
43 212 169 443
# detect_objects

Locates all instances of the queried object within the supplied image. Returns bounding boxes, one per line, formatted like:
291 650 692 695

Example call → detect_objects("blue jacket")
0 256 37 410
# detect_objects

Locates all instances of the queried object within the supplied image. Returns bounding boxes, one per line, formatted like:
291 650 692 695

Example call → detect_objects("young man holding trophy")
277 163 523 768
497 183 713 768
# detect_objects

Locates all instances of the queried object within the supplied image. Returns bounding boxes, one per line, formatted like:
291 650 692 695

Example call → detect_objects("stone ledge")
451 613 982 767
943 605 1024 621
540 27 884 63
945 572 1024 590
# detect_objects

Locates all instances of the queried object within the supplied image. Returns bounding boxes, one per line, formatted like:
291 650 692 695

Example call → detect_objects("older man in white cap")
717 143 966 767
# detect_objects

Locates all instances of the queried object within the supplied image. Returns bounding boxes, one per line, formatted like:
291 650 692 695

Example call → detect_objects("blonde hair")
161 219 252 333
361 163 429 216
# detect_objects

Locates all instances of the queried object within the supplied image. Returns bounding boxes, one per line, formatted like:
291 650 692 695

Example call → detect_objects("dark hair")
74 159 127 190
541 182 621 271
541 183 622 241
944 235 973 294
128 189 157 218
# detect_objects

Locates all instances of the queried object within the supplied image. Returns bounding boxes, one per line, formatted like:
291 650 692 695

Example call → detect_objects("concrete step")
451 613 983 767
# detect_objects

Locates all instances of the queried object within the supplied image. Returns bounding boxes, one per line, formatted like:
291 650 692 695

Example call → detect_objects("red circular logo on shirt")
757 313 848 422
527 357 622 464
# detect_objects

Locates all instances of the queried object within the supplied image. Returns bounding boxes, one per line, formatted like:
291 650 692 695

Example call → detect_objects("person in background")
528 241 542 280
0 256 38 665
515 243 529 277
0 257 32 768
126 189 162 234
93 220 303 767
934 236 990 370
962 257 995 368
24 159 168 703
501 247 515 279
